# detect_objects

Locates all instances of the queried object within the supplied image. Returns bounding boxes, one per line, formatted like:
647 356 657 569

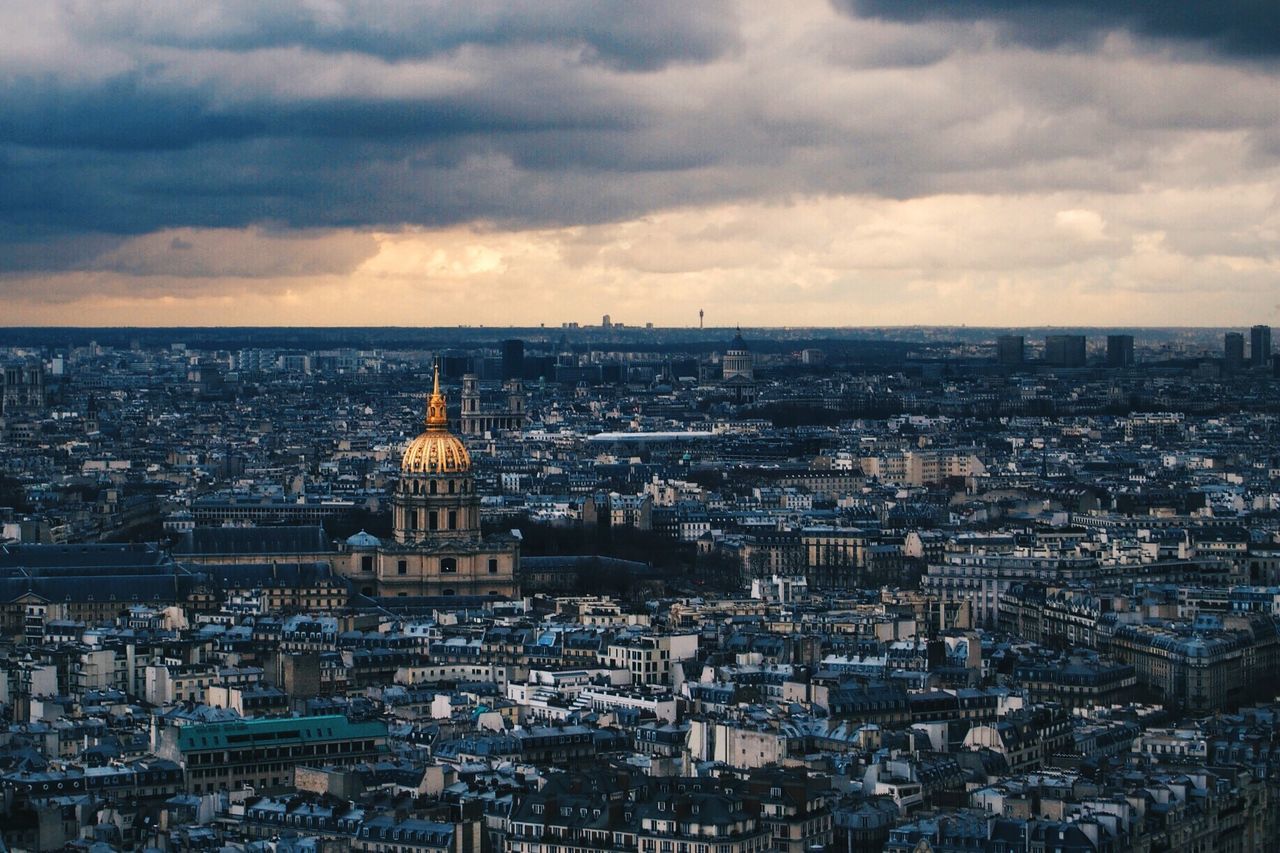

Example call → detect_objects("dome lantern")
401 362 471 475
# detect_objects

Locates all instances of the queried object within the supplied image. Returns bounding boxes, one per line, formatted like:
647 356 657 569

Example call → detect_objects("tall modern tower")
500 339 524 380
1225 332 1245 373
1044 334 1087 368
1106 335 1134 368
1251 325 1271 369
996 335 1025 367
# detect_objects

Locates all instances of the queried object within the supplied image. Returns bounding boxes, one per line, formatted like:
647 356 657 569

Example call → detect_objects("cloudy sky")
3 1 1279 327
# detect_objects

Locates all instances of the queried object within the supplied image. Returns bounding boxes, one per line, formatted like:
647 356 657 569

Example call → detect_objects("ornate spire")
402 360 471 474
425 361 448 429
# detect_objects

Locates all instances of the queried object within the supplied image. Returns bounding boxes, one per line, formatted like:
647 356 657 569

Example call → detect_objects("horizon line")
0 324 1270 332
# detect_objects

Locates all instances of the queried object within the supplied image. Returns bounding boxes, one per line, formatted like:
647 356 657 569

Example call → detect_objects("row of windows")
364 556 502 574
362 587 505 597
404 479 469 495
406 509 460 532
194 778 283 793
390 558 501 575
189 740 377 764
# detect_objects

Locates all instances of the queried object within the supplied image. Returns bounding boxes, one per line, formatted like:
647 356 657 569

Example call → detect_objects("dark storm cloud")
0 0 747 257
71 1 740 72
837 1 1280 57
2 0 1280 283
0 64 636 154
0 75 265 151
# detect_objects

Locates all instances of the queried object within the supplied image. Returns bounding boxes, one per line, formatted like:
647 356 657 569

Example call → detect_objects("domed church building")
722 328 755 381
720 328 757 404
339 365 520 599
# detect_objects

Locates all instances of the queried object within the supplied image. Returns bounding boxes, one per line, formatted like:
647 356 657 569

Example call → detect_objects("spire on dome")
402 361 471 474
425 361 448 429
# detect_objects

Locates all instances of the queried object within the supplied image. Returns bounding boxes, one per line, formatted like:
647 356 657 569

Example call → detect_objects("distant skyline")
2 2 1279 327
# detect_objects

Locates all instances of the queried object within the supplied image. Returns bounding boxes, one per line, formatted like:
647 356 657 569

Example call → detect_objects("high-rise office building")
1251 325 1271 368
1224 332 1245 373
1044 334 1087 368
1106 335 1134 368
523 355 555 382
440 351 471 379
500 338 525 380
996 335 1025 367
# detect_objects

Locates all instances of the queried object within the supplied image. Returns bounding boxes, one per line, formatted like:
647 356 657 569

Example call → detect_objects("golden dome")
401 431 471 474
401 364 471 474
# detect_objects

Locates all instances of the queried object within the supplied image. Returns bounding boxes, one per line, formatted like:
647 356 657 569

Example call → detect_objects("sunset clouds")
2 2 1278 325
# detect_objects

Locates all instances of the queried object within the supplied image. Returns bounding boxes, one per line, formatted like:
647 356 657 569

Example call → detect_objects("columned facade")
458 373 527 435
723 329 754 381
337 365 519 599
393 474 481 545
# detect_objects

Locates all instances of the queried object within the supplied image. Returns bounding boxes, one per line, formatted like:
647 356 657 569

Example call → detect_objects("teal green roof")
176 714 386 753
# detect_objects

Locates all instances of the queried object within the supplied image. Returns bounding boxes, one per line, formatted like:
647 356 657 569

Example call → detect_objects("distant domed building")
722 328 754 381
338 365 519 599
721 328 757 404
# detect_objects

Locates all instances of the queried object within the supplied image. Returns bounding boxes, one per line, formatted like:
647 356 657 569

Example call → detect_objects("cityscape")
6 1 1280 852
4 324 1280 852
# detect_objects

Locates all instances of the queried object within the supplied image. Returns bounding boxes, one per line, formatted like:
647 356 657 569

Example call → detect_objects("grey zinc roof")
174 525 335 556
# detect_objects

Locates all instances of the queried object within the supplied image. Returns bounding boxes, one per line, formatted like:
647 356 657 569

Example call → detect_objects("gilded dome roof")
402 431 471 474
401 365 471 475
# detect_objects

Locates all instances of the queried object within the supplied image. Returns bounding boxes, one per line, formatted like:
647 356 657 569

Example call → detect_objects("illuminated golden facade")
393 365 480 545
337 363 520 600
400 367 471 475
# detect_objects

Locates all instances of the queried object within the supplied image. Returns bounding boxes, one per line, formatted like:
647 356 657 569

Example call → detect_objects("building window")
449 480 456 494
488 558 498 574
441 558 457 573
408 510 417 530
430 480 438 494
361 556 373 572
397 560 407 575
448 511 457 530
429 511 438 530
